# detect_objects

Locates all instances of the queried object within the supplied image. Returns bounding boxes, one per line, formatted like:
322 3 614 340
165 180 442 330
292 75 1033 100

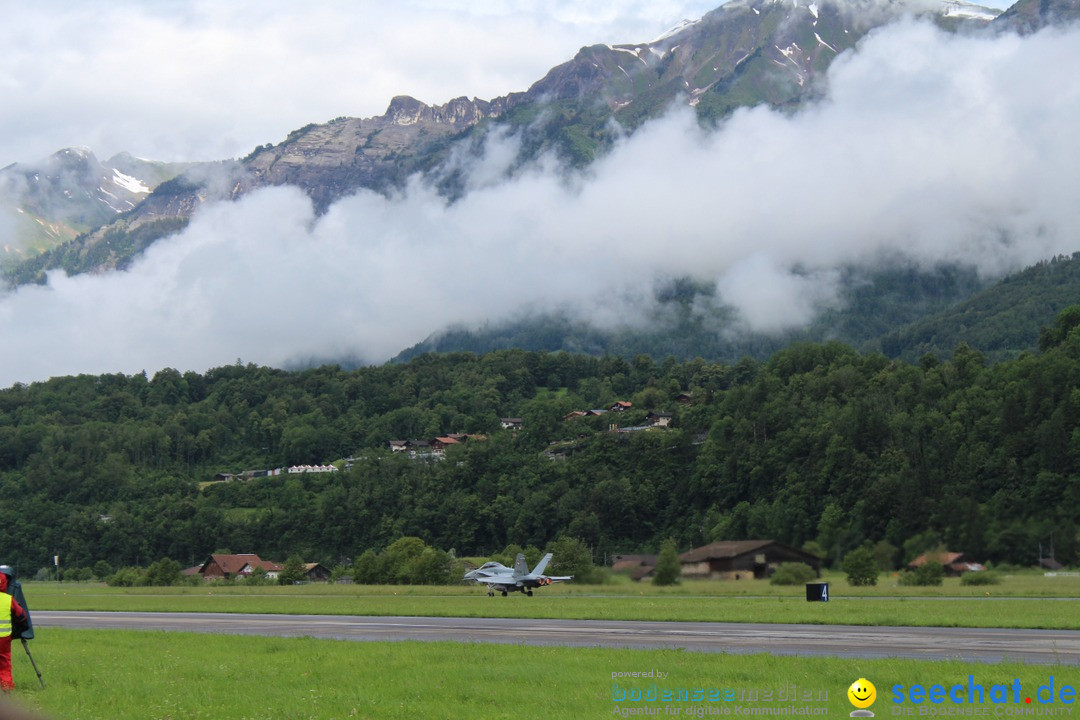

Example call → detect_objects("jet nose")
463 570 478 580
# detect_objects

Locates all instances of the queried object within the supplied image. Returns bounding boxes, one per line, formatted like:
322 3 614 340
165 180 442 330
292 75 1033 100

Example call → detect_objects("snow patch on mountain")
111 169 150 195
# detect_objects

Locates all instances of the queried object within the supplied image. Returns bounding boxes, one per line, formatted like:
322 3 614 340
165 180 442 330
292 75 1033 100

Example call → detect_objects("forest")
1 307 1078 577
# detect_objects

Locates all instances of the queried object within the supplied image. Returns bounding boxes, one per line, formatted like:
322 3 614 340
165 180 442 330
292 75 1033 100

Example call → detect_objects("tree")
245 566 272 586
652 539 681 586
142 558 182 586
352 550 382 584
769 563 816 586
278 555 308 585
842 546 879 586
409 548 454 585
547 537 598 584
92 560 113 581
900 561 944 586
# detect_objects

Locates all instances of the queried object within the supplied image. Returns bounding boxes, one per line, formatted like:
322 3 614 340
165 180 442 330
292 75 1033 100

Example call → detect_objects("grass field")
23 572 1080 629
7 629 1075 720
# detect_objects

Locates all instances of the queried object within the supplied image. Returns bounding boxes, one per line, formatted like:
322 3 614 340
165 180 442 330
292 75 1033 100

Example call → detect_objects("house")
679 540 822 580
584 409 608 417
908 551 985 576
388 440 411 453
675 392 694 405
304 563 332 582
563 411 586 421
195 554 283 581
500 418 524 430
612 554 658 582
239 558 283 580
431 436 461 453
646 412 673 427
287 464 338 474
608 401 633 412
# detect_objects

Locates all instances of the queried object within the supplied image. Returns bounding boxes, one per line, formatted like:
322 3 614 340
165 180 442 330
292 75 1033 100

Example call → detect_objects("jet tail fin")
531 553 553 576
514 553 528 576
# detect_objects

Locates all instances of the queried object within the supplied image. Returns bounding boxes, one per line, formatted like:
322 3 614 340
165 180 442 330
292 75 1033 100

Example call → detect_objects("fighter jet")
463 553 572 596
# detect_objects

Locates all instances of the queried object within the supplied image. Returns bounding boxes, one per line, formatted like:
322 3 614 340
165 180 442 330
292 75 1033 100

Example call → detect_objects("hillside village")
213 398 685 475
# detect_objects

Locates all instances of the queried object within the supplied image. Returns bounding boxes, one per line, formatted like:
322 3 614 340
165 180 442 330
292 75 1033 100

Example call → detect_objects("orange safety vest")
0 593 10 638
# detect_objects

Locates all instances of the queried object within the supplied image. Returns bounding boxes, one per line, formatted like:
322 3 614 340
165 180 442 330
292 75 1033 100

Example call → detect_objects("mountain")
874 253 1080 362
0 148 200 267
393 263 991 363
3 0 999 286
994 0 1080 32
0 148 152 257
396 254 1080 365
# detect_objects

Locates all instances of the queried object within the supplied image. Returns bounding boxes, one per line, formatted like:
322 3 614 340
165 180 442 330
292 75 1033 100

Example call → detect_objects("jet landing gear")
526 590 533 596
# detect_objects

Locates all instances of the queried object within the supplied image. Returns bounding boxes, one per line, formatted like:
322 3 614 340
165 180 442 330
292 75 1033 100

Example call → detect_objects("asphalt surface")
33 611 1080 665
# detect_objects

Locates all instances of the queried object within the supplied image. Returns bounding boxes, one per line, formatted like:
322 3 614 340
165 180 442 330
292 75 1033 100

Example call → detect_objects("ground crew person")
0 569 27 691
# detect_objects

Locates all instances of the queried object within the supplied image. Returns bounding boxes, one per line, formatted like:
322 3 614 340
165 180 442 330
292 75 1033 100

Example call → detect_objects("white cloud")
0 0 720 165
0 17 1077 386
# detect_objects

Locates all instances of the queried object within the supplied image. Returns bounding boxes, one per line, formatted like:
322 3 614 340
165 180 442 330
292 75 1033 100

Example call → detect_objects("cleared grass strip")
9 629 1075 720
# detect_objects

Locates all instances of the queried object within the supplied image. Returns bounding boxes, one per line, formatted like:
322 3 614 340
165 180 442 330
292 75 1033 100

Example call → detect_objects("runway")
33 611 1080 665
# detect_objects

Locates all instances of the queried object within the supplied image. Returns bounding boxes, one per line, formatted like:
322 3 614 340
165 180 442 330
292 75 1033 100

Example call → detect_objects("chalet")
646 412 673 427
563 411 586 421
304 562 332 582
195 554 283 581
675 392 694 405
908 551 985 576
612 554 658 582
500 418 524 430
679 540 822 580
584 409 608 417
388 440 411 453
608 401 633 412
239 558 283 579
431 437 461 454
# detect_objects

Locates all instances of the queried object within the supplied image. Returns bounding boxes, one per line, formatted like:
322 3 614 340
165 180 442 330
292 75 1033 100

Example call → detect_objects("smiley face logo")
848 678 877 709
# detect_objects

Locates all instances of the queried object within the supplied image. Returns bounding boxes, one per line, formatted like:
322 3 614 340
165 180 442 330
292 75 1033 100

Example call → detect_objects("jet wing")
474 576 519 586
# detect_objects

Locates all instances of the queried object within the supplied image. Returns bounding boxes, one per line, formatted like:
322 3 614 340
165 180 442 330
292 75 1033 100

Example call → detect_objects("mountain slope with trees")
2 308 1078 576
399 254 1080 365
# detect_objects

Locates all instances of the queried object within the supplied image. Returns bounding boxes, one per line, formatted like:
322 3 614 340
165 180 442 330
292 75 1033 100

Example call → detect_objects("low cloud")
0 19 1078 386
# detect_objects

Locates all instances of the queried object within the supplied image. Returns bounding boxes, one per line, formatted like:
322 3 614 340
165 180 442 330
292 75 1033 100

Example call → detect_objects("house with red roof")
195 554 283 581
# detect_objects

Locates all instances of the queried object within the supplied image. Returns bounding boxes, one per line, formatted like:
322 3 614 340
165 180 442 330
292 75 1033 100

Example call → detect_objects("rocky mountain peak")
384 95 506 127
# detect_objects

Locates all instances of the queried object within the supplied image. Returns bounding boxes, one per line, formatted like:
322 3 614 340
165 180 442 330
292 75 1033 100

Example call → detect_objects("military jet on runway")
463 553 572 596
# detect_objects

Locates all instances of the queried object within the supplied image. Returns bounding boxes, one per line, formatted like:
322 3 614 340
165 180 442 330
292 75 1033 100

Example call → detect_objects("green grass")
8 629 1075 720
23 572 1080 629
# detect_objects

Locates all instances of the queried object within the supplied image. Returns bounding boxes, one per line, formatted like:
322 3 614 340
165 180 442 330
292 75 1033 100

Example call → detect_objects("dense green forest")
2 308 1079 577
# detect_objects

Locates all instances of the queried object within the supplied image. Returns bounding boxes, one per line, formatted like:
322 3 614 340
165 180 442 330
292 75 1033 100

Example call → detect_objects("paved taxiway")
34 611 1079 665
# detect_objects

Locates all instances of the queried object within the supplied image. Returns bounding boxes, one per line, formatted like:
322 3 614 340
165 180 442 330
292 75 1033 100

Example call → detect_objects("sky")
0 0 1077 387
0 0 724 165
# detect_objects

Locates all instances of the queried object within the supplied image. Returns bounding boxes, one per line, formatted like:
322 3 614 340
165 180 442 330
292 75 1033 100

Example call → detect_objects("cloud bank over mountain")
0 0 721 165
0 19 1078 386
